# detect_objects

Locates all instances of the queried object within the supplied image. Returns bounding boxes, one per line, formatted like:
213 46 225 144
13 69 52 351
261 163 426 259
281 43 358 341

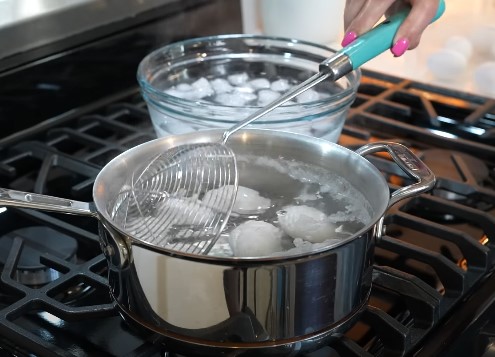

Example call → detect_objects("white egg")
427 49 468 81
159 197 215 226
233 186 271 214
473 62 495 96
202 185 271 214
443 36 473 60
229 220 283 257
278 205 335 243
470 25 495 56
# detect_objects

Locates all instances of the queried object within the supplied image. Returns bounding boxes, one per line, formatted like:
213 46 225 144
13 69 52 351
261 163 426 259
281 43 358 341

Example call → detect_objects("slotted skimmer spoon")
118 1 446 255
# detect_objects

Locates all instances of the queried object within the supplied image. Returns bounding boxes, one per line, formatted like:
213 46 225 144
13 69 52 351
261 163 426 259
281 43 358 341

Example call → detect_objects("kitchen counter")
362 0 495 99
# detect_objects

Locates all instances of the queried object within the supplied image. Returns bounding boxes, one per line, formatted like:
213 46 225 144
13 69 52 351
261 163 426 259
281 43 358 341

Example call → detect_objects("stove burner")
420 149 489 185
0 226 78 286
419 149 493 218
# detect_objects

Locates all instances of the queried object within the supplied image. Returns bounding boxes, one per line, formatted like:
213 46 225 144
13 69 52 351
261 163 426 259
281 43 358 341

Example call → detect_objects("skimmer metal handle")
0 188 96 216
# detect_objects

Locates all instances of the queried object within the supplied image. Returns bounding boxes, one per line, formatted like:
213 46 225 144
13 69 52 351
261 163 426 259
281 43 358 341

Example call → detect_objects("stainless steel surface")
355 141 436 240
0 129 435 355
114 143 238 255
319 52 354 82
356 142 436 208
111 231 374 355
0 188 95 216
0 0 176 60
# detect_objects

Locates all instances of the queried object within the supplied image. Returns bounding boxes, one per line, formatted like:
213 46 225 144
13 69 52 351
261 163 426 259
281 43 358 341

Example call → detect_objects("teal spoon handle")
322 0 446 72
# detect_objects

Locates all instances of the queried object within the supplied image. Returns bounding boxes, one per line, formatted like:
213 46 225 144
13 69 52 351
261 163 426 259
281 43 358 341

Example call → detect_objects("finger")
343 0 367 29
345 0 397 36
392 0 440 51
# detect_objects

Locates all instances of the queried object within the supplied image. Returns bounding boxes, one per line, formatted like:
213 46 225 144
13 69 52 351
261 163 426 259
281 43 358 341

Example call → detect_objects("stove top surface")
0 1 495 356
0 73 493 357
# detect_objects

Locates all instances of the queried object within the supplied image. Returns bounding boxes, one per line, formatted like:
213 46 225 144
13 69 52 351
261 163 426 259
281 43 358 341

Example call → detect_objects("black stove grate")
0 70 494 357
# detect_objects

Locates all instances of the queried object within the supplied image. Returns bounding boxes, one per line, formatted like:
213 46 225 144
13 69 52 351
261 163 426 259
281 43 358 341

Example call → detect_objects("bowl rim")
136 34 361 109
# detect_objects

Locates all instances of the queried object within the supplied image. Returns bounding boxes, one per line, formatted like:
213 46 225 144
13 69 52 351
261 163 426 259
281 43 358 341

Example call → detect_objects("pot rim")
94 128 390 263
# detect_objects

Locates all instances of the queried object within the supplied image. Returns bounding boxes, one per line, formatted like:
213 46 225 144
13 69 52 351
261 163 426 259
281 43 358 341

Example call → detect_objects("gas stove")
0 1 494 356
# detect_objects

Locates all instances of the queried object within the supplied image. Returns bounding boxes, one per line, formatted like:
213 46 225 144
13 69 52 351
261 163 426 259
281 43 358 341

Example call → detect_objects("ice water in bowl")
138 35 360 143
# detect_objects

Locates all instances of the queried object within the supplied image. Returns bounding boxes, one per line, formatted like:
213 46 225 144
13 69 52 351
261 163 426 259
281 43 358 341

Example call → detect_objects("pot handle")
0 188 97 217
355 142 436 209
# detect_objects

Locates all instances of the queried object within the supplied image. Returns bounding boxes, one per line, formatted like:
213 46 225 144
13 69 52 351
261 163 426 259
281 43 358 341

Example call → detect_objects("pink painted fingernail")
391 38 409 57
341 31 358 47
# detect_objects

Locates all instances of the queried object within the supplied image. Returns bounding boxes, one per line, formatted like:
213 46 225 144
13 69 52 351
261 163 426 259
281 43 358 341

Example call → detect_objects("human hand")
341 0 441 57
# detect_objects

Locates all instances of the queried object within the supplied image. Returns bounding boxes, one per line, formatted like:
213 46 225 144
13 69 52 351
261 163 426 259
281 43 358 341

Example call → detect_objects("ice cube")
296 89 320 103
233 87 257 103
214 93 247 106
233 85 255 94
278 205 335 243
228 220 283 257
249 78 271 90
191 77 214 99
211 78 234 94
148 106 196 135
165 88 196 100
176 83 193 92
257 89 281 106
228 72 249 86
270 79 291 92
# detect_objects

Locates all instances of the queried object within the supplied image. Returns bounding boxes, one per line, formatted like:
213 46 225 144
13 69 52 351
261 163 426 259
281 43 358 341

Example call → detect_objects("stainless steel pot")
0 129 435 356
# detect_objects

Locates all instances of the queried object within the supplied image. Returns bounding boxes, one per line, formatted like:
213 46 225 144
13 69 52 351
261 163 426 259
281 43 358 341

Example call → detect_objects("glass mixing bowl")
137 34 360 142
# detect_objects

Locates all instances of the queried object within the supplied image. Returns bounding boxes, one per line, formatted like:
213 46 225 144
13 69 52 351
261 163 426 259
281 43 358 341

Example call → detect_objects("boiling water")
207 154 374 258
110 153 374 258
